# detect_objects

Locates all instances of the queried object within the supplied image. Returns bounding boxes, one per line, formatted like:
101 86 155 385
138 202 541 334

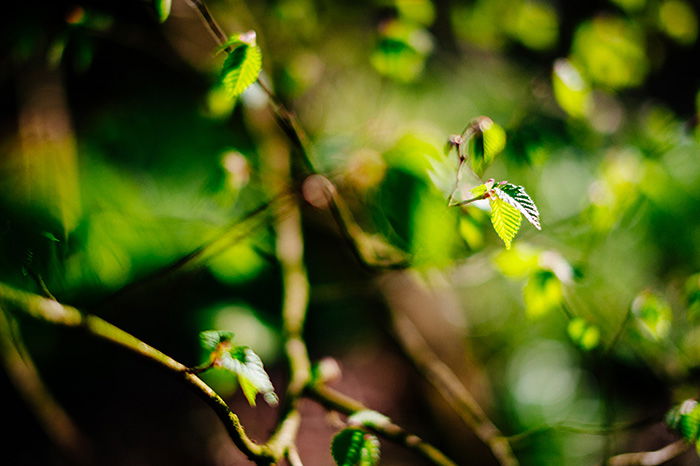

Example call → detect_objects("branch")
0 283 272 464
306 383 458 466
97 193 289 310
385 303 518 466
606 440 690 466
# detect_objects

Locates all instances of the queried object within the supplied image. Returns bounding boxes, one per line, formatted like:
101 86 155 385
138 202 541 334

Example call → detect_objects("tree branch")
307 383 458 466
0 283 271 464
606 439 690 466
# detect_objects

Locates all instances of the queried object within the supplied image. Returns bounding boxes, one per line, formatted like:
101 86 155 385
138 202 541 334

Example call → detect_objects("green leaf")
331 428 381 466
154 0 171 23
552 58 591 118
220 346 278 406
567 317 601 350
221 40 262 99
523 269 563 317
489 196 521 249
199 330 234 352
465 117 506 176
347 410 390 429
631 290 672 340
495 183 541 230
667 400 700 442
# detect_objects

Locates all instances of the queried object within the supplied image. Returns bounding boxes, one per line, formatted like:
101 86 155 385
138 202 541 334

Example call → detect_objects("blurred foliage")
2 0 700 464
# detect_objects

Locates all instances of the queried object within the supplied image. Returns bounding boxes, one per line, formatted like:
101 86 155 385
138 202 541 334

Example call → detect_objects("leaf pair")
468 181 541 249
199 330 278 407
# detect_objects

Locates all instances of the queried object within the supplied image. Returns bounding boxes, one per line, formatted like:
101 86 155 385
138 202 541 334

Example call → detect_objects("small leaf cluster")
447 117 541 250
199 330 278 407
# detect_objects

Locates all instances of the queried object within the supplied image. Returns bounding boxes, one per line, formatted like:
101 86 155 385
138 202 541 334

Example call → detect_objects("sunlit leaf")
466 117 506 177
667 399 700 442
459 215 484 250
154 0 171 23
494 183 541 230
570 16 648 90
221 34 262 98
493 244 540 278
396 0 435 26
552 58 591 119
331 428 381 466
631 290 672 340
505 0 559 51
567 317 600 351
489 196 521 249
523 269 563 317
658 0 698 45
632 291 673 340
221 346 278 406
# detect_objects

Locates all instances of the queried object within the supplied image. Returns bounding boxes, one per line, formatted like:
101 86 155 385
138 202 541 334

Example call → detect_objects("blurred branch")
307 383 458 466
0 310 90 464
0 283 272 464
606 440 690 466
97 192 289 310
385 301 518 466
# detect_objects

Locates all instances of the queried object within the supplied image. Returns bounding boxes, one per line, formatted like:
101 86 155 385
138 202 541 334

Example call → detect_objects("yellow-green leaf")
154 0 171 23
489 196 521 249
221 43 262 98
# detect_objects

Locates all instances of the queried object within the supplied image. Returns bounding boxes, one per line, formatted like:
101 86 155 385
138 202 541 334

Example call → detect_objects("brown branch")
0 283 272 464
384 301 518 466
307 383 458 466
606 440 690 466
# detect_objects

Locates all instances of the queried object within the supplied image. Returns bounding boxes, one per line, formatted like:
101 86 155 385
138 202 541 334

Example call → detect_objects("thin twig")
606 439 690 466
307 383 458 466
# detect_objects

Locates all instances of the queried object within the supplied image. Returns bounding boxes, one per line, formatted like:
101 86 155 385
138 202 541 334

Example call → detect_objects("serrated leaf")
154 0 171 23
489 197 521 249
331 428 381 466
199 330 234 352
495 183 541 230
347 410 390 428
221 43 262 98
220 346 278 406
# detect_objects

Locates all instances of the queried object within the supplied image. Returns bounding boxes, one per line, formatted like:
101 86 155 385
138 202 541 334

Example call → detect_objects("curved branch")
307 383 458 466
0 283 271 464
